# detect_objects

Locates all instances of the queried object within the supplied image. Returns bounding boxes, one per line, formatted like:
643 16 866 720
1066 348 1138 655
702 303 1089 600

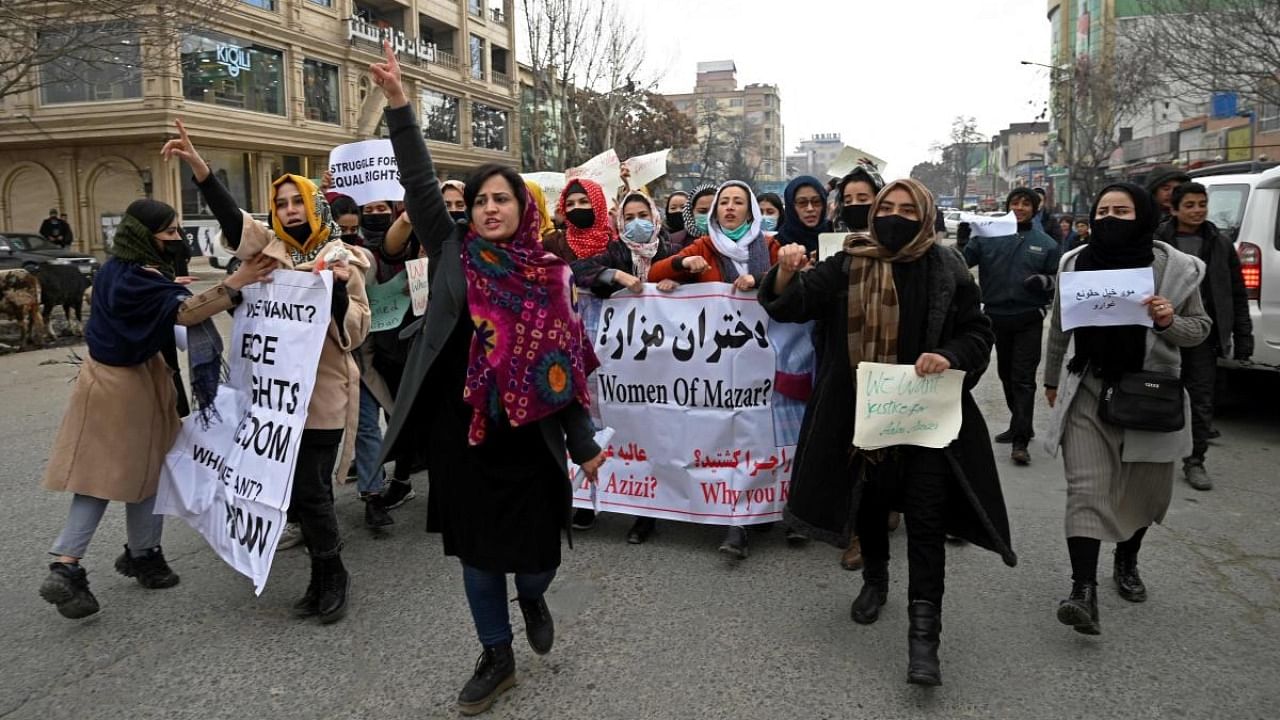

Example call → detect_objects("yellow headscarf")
524 180 557 240
270 174 334 262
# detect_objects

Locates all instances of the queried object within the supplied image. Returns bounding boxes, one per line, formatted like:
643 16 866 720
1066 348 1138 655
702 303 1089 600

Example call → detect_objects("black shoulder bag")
1099 371 1185 432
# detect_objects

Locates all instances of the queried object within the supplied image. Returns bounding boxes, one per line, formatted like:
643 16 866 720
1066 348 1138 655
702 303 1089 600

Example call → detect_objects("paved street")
1 273 1278 720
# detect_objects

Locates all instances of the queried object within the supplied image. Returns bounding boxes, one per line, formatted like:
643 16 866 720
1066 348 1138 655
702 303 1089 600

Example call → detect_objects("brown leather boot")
840 536 864 571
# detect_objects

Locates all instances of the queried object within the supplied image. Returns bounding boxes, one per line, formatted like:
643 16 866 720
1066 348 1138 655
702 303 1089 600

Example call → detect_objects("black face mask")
283 222 312 245
566 208 595 230
873 215 922 254
841 204 871 231
449 210 469 223
666 210 686 232
361 212 392 234
1090 216 1142 251
341 233 363 246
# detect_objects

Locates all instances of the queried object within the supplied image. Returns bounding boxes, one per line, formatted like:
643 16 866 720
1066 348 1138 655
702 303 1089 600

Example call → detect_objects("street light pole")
1022 59 1075 212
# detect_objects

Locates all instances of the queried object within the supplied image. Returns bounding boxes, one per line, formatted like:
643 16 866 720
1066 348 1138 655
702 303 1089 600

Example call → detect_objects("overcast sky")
631 0 1054 178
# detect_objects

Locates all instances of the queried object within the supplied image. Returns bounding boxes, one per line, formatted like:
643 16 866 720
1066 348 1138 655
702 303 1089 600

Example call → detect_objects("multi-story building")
990 122 1050 191
788 133 844 180
663 61 784 189
0 0 520 252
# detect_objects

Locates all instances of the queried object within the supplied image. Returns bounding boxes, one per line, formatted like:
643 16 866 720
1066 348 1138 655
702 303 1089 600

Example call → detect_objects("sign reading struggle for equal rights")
156 270 333 594
853 361 965 451
327 139 403 206
573 283 794 525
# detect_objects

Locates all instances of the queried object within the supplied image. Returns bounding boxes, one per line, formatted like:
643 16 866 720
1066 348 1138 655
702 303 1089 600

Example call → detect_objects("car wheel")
23 262 40 274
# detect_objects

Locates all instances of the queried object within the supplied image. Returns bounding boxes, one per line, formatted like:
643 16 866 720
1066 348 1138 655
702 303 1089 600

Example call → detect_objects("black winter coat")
572 237 675 298
1154 219 1253 359
759 245 1016 566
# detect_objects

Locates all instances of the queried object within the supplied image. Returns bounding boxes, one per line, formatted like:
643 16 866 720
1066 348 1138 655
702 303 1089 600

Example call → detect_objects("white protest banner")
818 232 848 261
366 270 410 332
625 149 670 189
1058 268 1156 331
826 145 888 179
405 257 430 316
573 283 792 525
853 361 965 451
156 270 333 594
958 211 1017 238
327 139 403 206
521 172 567 206
567 149 623 196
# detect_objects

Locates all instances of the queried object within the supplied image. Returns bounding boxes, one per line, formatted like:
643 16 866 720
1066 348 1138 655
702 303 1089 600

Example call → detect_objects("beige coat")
42 284 236 502
231 213 371 480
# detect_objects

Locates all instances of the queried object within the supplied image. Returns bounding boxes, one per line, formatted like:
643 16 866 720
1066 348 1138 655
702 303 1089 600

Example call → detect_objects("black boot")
517 595 555 655
1113 549 1147 603
292 557 322 618
1057 581 1101 635
627 516 656 545
457 644 516 716
850 563 889 625
364 496 394 528
906 600 942 686
114 545 180 589
39 562 100 619
316 555 350 625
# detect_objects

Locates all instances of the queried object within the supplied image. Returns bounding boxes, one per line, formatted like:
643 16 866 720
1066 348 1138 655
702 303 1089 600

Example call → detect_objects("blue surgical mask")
760 216 778 232
694 213 710 234
624 218 654 242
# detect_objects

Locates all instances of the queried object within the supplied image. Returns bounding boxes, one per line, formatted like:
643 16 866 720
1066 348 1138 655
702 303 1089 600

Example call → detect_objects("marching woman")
757 192 784 235
669 183 717 253
165 119 371 625
39 199 278 619
760 178 1016 685
663 191 689 238
1043 183 1209 635
649 180 782 559
774 176 830 255
370 45 605 715
541 179 614 266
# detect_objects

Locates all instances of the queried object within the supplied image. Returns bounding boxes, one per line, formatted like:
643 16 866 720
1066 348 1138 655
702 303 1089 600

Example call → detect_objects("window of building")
38 25 142 105
421 89 460 143
469 35 485 80
243 0 276 9
1260 99 1280 133
309 0 333 6
730 98 743 107
182 149 254 217
468 0 483 16
472 103 508 151
181 32 286 116
303 59 340 123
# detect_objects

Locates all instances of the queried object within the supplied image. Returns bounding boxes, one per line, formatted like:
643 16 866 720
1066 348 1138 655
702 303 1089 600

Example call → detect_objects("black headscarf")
778 175 830 253
1068 182 1157 380
108 199 178 279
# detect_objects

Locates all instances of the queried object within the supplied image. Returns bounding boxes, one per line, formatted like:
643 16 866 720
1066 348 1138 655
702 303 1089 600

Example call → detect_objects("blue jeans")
50 494 163 559
461 563 557 647
355 385 386 495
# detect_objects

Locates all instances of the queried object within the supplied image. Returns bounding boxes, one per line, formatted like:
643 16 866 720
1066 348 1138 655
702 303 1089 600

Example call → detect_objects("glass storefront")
303 59 340 124
181 31 286 116
181 149 254 217
39 26 142 104
472 103 508 151
422 89 460 143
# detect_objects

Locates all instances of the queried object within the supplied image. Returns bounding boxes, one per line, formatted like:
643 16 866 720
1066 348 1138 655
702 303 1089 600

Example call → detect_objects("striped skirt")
1062 373 1175 541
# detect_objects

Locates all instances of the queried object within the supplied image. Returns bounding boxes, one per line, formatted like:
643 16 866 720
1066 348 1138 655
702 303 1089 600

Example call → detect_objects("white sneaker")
277 522 303 551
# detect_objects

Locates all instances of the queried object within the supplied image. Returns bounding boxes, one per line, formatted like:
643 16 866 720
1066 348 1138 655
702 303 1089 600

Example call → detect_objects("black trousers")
1180 339 1216 463
294 429 343 558
989 310 1044 444
856 450 952 605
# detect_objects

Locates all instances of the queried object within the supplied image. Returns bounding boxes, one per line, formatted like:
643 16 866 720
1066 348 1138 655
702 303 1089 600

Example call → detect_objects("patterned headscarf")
270 174 339 265
462 183 600 446
843 178 937 371
682 183 717 239
524 180 556 240
557 179 614 259
617 191 663 281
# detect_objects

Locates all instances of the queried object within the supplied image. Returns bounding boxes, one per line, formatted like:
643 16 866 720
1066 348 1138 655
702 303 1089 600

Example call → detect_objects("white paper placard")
853 362 965 450
1059 268 1156 331
959 211 1017 238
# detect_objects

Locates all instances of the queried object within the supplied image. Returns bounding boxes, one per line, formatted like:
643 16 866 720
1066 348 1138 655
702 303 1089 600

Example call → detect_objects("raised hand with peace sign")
369 41 409 109
160 118 211 183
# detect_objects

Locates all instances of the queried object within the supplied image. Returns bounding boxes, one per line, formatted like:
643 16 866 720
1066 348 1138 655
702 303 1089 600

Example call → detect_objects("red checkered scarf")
558 178 615 259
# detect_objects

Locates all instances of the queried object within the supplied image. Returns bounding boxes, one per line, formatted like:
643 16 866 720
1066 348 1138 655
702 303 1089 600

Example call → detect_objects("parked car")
0 232 99 277
943 210 963 237
1192 166 1280 375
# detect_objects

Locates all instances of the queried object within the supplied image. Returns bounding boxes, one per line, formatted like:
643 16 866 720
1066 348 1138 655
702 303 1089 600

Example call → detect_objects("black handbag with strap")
1099 371 1185 432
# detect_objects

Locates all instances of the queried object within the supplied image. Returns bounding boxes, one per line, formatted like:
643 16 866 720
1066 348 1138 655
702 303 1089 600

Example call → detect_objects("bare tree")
1125 0 1280 110
1051 44 1162 208
0 1 234 102
930 116 986 205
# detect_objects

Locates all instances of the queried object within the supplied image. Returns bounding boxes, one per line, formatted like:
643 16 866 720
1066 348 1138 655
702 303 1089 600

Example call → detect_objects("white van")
1193 166 1280 373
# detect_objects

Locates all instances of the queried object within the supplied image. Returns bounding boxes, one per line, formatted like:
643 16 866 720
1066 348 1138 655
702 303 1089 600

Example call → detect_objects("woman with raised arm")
163 119 371 625
39 199 277 620
369 44 605 716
